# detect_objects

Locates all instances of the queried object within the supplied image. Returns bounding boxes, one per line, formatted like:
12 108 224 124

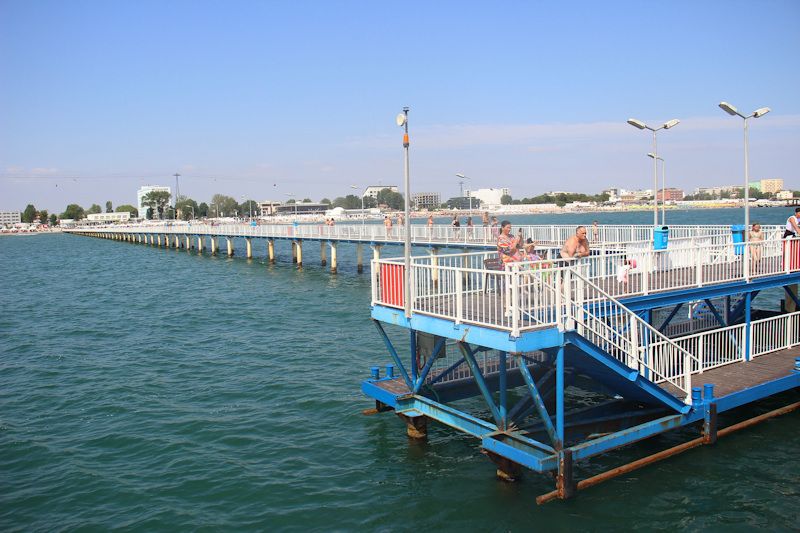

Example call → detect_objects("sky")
1 0 799 213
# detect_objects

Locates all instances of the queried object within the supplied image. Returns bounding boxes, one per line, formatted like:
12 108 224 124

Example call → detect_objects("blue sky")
1 0 799 212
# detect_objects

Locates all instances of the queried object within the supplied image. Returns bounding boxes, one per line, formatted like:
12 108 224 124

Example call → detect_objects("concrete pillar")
320 241 327 266
356 243 363 273
397 413 428 440
372 244 382 262
296 240 303 266
197 236 204 253
210 237 218 255
245 238 253 259
185 235 191 249
268 239 275 263
330 242 338 274
173 235 180 248
291 242 297 263
226 237 234 257
157 234 162 247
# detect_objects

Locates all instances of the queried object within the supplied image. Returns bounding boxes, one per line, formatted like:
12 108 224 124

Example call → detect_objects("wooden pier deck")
660 346 800 399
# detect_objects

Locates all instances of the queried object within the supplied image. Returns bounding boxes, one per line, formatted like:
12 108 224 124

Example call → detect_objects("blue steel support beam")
372 320 413 389
499 352 508 430
517 354 559 448
785 285 800 309
410 329 418 384
429 357 466 385
457 342 504 426
556 345 565 445
412 336 447 394
703 299 727 327
745 292 752 362
658 303 684 333
729 291 759 323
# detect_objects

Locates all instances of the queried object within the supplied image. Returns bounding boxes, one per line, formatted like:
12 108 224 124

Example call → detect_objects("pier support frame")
356 243 363 273
185 235 191 249
226 237 234 257
197 236 204 253
245 238 252 259
320 241 327 266
330 242 338 274
268 239 275 263
397 412 428 440
210 237 218 255
295 240 303 266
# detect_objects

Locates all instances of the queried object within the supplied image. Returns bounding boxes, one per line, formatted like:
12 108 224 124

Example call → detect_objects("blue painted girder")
564 332 691 414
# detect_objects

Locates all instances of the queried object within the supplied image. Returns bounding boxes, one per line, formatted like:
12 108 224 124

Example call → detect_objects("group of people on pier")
497 221 590 266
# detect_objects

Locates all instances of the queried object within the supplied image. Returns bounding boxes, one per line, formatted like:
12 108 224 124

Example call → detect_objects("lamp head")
627 118 647 130
396 113 407 127
719 102 739 116
455 173 467 179
753 107 771 118
663 119 680 129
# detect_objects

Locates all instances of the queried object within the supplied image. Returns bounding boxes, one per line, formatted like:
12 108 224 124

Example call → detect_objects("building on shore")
0 211 22 225
87 212 131 223
275 202 329 216
750 178 784 194
137 185 171 219
363 185 398 199
258 201 283 216
466 187 509 207
411 192 441 210
656 188 684 202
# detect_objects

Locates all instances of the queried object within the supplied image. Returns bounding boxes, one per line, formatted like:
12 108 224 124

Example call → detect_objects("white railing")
66 222 783 249
566 268 697 400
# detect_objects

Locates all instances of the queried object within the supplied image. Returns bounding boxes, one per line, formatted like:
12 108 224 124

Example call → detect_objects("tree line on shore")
20 188 407 223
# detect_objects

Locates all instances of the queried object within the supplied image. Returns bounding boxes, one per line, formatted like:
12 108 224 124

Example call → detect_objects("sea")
1 207 798 531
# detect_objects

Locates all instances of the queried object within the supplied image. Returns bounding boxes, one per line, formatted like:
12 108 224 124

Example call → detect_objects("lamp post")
285 193 297 220
455 173 472 214
351 185 365 234
627 117 680 226
647 153 666 225
718 102 771 250
396 107 411 318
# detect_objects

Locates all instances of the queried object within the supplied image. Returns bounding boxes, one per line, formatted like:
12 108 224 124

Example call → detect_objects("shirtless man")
560 226 590 259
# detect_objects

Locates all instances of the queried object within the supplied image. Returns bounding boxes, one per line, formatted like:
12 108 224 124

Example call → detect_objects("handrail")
563 268 699 402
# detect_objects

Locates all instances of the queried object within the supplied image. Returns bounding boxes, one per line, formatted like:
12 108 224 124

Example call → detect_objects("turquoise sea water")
1 208 799 531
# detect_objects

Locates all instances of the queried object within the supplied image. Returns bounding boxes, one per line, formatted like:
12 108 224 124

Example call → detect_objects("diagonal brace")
517 355 560 449
457 342 503 427
372 320 413 390
413 336 447 394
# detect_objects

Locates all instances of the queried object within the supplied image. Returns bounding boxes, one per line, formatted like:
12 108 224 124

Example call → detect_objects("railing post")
555 269 564 331
642 252 650 295
696 252 703 287
455 266 463 325
371 259 379 305
511 265 520 338
628 316 639 369
683 351 692 403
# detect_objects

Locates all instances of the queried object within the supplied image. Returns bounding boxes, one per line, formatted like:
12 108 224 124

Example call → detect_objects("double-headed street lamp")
718 102 770 249
647 153 665 225
396 107 411 318
627 117 680 226
455 173 473 214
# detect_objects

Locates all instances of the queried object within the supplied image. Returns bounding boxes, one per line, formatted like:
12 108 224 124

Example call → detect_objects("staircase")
560 268 700 405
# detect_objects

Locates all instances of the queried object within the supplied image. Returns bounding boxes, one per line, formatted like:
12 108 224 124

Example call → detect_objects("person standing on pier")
497 221 521 263
783 208 800 238
749 222 764 271
560 226 590 260
452 215 461 238
384 215 393 237
482 211 489 227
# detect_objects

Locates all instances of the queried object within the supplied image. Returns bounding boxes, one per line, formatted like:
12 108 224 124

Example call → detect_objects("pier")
362 228 800 501
64 221 785 273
